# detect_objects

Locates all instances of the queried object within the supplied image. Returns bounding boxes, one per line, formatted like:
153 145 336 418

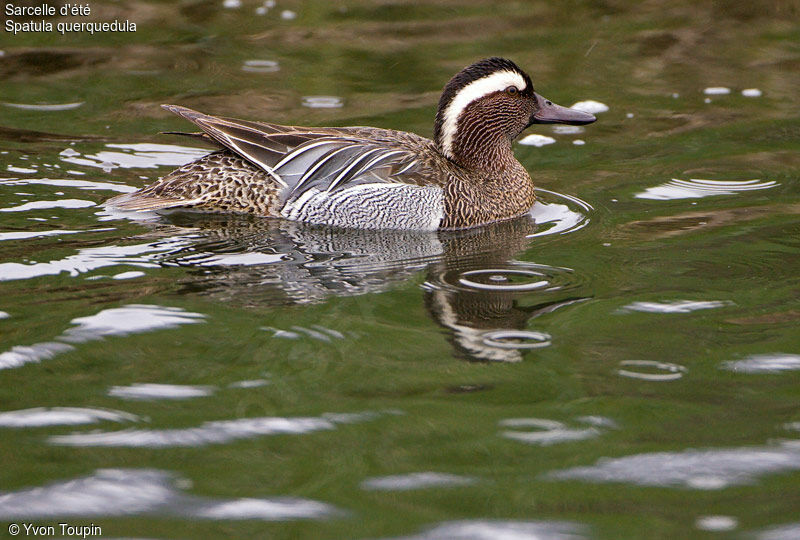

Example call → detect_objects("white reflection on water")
50 417 334 447
545 441 800 489
59 143 208 170
3 177 138 193
108 383 215 401
0 468 342 521
60 305 206 343
196 252 285 266
2 101 84 111
241 59 280 73
7 165 36 174
570 100 609 114
635 178 778 200
0 407 138 427
518 134 556 147
375 519 589 540
111 270 146 280
265 325 346 342
301 96 344 108
618 300 732 314
754 522 800 540
0 229 106 242
721 354 800 373
0 236 195 282
695 515 737 532
0 199 95 212
0 305 205 370
228 378 270 389
528 189 592 237
0 342 76 370
196 497 340 520
361 472 477 491
49 411 387 448
703 87 731 95
552 125 585 135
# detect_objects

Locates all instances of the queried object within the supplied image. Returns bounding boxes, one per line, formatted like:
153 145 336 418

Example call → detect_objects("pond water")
1 1 799 539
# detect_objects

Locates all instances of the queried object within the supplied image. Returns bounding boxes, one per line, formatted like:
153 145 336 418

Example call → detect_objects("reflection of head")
425 288 585 363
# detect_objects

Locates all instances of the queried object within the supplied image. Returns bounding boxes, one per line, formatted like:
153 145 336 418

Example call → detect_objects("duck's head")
433 57 596 169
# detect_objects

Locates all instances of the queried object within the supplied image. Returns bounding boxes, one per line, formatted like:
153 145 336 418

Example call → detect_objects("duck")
107 57 595 230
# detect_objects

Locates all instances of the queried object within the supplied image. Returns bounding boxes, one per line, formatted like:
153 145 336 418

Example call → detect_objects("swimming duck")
107 57 595 230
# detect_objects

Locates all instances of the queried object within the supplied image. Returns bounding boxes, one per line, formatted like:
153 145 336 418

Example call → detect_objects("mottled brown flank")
108 151 280 215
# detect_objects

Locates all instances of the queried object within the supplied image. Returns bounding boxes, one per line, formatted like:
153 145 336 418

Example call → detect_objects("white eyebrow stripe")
440 69 527 159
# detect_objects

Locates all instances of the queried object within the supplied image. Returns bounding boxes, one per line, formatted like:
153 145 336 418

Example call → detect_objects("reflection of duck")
150 211 589 362
425 219 588 362
108 58 594 229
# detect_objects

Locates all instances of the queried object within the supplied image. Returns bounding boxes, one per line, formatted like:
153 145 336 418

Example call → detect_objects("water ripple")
61 305 206 343
635 178 778 200
0 229 110 242
0 235 196 282
60 143 208 170
429 262 581 296
0 199 95 212
458 269 552 292
2 101 84 111
374 519 589 540
108 383 215 401
545 440 800 489
49 410 388 448
528 189 593 237
361 472 477 491
500 417 612 446
753 522 800 540
241 59 280 73
617 360 687 381
0 407 138 427
301 96 343 108
481 330 552 350
2 177 138 193
721 354 800 373
0 305 205 370
618 300 732 314
695 515 738 532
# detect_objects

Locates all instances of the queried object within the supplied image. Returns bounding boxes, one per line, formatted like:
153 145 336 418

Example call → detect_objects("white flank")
440 69 527 159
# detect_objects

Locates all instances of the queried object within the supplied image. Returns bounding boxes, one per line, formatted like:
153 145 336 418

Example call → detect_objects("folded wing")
160 105 433 207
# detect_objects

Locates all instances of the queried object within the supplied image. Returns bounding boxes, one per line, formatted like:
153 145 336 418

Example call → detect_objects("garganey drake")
107 57 596 230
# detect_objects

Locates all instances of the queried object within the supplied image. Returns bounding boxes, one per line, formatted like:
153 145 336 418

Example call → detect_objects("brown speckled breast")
439 162 536 229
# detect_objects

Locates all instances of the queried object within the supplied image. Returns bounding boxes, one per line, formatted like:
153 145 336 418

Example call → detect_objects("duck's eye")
505 86 518 95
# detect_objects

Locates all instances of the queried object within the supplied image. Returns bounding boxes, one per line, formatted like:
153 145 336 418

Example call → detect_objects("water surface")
1 1 799 539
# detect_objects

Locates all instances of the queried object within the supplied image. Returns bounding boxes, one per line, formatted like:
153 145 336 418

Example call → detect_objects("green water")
2 1 800 539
